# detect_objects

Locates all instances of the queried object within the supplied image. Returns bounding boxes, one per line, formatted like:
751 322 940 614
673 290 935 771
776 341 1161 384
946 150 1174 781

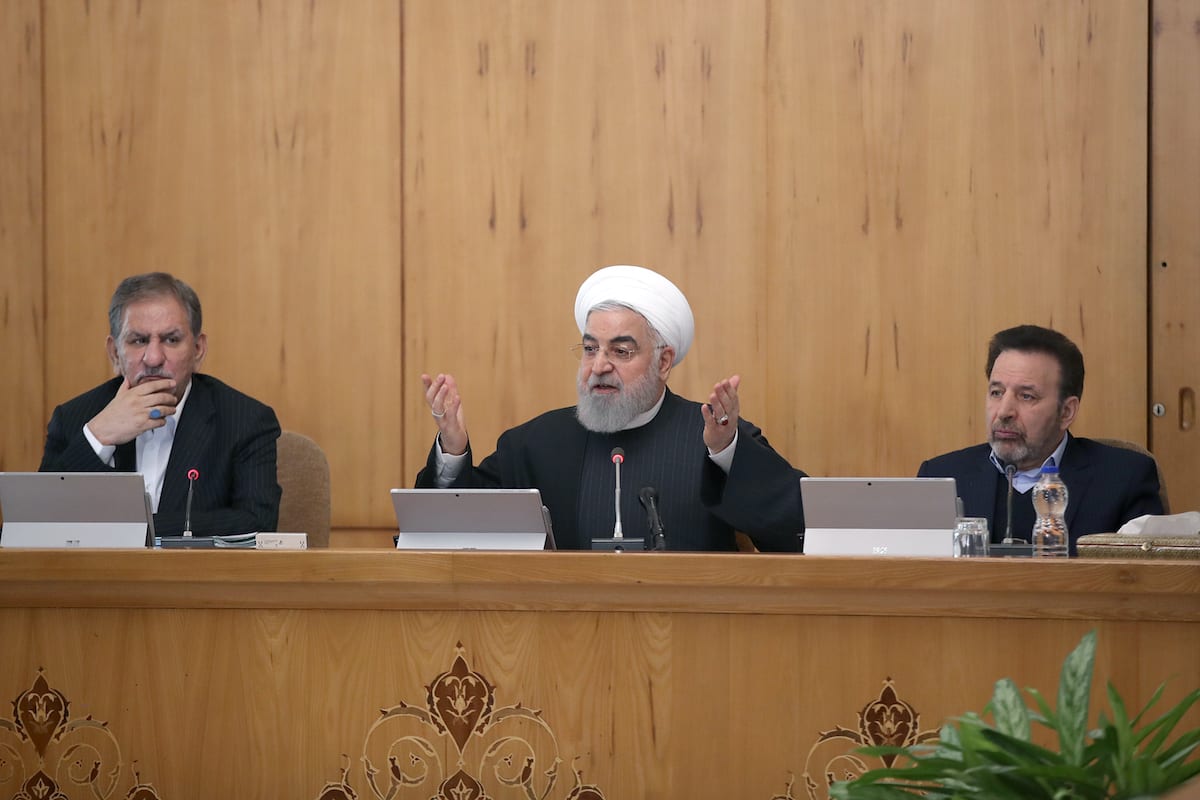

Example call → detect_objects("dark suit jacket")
40 374 281 536
416 389 805 552
917 434 1163 553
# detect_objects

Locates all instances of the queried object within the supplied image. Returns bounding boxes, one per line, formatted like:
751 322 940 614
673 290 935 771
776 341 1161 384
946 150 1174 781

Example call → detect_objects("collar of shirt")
989 432 1069 493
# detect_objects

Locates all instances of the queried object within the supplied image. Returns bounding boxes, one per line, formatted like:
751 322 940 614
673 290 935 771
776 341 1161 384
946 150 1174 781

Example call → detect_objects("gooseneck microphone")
183 468 199 538
590 448 644 552
1001 462 1017 543
611 447 625 538
639 486 666 551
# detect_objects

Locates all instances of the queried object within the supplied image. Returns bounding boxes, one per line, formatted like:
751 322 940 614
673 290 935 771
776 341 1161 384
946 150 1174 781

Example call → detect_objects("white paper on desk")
1116 512 1200 537
212 532 259 548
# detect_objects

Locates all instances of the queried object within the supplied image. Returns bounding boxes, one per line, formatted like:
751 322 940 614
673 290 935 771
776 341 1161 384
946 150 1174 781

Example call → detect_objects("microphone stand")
160 468 215 548
183 468 199 538
639 486 667 551
591 447 644 552
612 449 623 539
1002 463 1018 544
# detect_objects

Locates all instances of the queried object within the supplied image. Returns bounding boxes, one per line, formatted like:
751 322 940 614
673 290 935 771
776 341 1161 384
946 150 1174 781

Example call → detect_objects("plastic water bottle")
1031 465 1069 558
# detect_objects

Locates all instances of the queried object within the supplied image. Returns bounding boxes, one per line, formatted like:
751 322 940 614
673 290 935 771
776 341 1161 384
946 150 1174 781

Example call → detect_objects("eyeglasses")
571 342 664 363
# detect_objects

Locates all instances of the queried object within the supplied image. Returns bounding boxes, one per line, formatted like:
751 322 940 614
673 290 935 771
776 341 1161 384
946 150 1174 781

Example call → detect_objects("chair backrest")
1092 438 1170 515
276 430 332 547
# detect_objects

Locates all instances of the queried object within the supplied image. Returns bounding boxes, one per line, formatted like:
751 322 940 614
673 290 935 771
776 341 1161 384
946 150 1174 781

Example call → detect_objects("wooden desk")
0 551 1196 799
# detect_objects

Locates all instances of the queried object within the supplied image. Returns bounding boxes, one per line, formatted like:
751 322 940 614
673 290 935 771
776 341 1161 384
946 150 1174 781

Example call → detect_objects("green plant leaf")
992 678 1031 741
1139 687 1200 756
828 633 1200 800
978 728 1062 766
1129 683 1168 735
1027 686 1055 727
1056 630 1096 766
1106 682 1134 773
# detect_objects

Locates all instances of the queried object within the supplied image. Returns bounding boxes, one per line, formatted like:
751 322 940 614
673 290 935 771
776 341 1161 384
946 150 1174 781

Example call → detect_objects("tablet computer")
0 472 154 549
801 477 958 557
390 488 553 550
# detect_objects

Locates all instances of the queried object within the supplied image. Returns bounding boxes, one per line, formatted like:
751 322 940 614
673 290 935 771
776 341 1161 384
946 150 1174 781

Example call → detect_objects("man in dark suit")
918 325 1163 554
40 272 281 537
417 265 805 552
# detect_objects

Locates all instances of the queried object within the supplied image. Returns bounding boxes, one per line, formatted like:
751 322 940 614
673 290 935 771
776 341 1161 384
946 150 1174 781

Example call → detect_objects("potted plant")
830 630 1200 799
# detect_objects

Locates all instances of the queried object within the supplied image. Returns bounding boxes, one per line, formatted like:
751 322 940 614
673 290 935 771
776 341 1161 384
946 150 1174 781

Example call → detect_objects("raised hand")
87 377 178 446
421 373 469 456
702 374 741 453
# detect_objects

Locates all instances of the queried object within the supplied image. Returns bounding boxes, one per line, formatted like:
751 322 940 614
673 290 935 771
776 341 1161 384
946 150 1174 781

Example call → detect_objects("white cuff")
433 435 467 488
706 429 738 474
83 423 117 467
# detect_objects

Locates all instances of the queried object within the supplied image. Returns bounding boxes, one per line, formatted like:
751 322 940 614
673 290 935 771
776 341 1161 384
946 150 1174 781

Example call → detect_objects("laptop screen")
800 477 958 557
0 472 154 548
390 488 554 550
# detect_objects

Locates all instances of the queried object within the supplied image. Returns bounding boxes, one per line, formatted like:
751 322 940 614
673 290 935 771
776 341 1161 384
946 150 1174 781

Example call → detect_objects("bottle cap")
1040 464 1060 474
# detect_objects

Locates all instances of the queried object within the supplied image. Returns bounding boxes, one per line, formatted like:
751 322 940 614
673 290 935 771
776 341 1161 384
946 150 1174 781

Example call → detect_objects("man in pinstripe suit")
39 272 281 537
417 265 805 552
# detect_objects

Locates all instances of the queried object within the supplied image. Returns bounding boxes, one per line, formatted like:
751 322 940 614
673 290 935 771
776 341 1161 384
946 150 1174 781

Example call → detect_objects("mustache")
133 367 172 383
587 375 622 390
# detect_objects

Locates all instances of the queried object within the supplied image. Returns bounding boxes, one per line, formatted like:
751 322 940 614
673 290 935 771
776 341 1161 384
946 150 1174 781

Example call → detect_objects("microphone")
611 448 624 538
1001 462 1018 543
183 468 199 538
639 486 666 551
590 448 644 552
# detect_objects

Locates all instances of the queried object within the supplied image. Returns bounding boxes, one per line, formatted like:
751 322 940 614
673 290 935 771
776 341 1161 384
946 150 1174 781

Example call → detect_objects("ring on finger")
717 414 730 426
431 409 446 419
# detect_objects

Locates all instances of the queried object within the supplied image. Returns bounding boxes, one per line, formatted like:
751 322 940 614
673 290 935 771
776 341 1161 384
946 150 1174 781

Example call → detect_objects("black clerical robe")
416 389 805 552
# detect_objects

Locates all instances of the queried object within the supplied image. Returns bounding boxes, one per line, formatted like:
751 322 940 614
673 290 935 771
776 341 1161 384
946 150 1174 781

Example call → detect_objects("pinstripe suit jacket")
416 389 805 552
40 374 281 536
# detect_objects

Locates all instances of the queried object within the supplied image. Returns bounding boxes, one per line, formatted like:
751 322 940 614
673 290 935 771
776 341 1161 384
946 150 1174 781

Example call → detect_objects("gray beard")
575 366 663 433
989 439 1032 468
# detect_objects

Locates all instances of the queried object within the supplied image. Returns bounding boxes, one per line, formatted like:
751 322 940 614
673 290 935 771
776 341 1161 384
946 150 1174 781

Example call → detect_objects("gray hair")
108 273 203 339
586 301 669 349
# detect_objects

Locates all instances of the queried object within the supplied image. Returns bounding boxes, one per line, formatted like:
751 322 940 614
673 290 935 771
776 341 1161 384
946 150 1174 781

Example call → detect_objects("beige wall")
1 0 1195 533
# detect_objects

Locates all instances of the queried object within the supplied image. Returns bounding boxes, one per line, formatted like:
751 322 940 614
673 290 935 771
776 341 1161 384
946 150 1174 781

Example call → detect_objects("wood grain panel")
10 0 1171 539
402 0 776 482
764 0 1149 477
0 0 43 474
1150 0 1200 514
0 554 1196 799
1 550 1197 620
41 0 402 527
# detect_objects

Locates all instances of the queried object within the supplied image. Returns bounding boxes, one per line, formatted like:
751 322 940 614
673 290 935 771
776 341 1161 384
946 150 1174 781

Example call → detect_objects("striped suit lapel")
160 379 216 513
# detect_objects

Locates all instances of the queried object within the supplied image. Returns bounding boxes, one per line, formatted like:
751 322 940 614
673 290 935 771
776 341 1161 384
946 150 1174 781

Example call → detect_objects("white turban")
574 265 695 365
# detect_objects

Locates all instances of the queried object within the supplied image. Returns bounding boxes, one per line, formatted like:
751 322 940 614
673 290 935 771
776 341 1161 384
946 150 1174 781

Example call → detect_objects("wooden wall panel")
764 0 1149 477
403 0 1150 492
0 0 43 474
3 1 1172 533
1151 0 1200 514
42 0 402 526
402 0 774 481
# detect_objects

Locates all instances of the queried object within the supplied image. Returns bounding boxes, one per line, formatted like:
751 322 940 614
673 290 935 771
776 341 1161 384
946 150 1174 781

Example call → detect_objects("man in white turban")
417 265 805 552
